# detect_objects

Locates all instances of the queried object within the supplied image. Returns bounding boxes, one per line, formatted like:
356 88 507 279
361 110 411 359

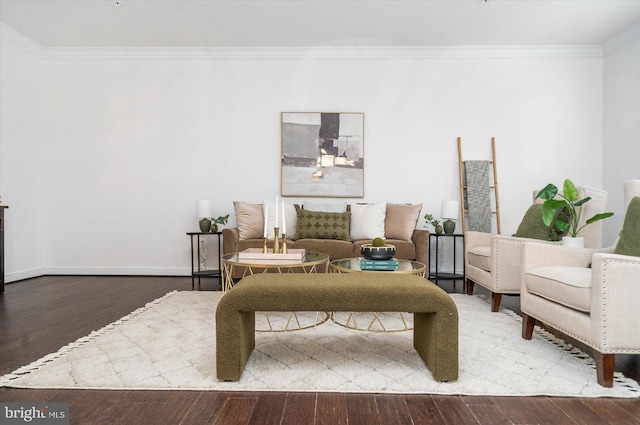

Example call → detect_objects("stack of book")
359 257 399 271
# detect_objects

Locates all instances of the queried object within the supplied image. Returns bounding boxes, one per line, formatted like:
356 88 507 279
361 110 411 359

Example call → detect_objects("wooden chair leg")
491 293 502 312
466 279 474 295
521 313 535 340
594 352 615 387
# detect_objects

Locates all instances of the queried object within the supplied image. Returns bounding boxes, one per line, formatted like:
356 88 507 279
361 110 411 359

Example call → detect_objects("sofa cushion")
384 203 422 242
295 209 351 241
514 203 565 241
233 202 264 240
293 238 354 260
350 202 387 240
263 199 297 240
526 266 592 313
467 246 491 272
615 196 640 257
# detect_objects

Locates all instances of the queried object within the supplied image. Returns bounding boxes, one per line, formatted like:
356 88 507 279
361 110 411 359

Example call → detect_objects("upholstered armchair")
520 180 640 387
465 186 608 312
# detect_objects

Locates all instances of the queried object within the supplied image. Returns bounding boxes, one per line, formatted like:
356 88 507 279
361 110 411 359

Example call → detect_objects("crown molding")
1 23 602 60
603 22 640 55
0 23 46 58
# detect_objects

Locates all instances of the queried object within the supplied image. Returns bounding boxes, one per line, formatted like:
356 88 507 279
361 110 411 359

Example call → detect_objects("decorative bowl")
360 244 396 260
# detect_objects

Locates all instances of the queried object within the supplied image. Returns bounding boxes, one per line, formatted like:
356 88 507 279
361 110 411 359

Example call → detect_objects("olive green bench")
215 273 459 382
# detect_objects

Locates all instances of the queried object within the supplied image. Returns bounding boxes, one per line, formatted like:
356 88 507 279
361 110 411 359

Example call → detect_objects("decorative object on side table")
536 178 614 248
196 200 214 233
441 200 460 235
424 213 442 234
209 214 229 233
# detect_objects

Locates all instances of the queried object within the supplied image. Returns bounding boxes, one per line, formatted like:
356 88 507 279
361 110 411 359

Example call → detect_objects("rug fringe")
0 290 180 384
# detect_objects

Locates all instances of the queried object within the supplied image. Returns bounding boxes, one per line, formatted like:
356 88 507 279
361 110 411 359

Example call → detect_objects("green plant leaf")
555 220 570 232
586 212 614 224
573 197 591 207
536 184 558 200
541 199 566 226
563 179 579 202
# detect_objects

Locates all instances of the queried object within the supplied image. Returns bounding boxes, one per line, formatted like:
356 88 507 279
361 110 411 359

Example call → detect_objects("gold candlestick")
272 227 280 254
262 237 268 253
281 233 287 253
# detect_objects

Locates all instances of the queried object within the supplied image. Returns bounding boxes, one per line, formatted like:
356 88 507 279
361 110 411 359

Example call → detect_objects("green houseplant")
209 214 229 233
424 213 443 234
535 179 613 241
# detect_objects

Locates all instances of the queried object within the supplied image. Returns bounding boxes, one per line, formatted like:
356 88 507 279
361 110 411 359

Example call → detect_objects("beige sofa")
222 202 429 266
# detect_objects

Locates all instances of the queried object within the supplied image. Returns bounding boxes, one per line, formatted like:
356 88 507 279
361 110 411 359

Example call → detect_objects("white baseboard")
5 267 47 283
5 266 191 282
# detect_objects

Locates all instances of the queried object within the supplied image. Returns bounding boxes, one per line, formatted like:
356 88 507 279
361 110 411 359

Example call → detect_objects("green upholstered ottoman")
215 273 458 382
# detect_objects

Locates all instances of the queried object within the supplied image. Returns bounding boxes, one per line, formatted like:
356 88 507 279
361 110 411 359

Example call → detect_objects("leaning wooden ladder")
457 137 501 234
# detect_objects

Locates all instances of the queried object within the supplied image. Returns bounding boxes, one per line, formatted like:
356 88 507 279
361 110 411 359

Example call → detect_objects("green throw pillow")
615 196 640 257
514 203 567 241
295 209 351 241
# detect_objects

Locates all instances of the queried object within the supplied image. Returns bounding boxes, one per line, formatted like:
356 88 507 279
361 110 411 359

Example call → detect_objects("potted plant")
209 214 229 233
424 213 443 234
535 178 613 247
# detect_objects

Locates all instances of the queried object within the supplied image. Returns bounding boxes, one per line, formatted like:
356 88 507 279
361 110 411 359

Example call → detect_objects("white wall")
2 30 607 280
0 36 46 281
603 37 640 246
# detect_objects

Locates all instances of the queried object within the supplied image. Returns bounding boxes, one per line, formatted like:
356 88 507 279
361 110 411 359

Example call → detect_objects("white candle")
275 196 279 228
282 200 286 233
263 205 268 237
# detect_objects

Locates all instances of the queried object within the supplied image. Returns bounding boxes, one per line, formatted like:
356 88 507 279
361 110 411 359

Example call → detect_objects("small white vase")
562 236 584 248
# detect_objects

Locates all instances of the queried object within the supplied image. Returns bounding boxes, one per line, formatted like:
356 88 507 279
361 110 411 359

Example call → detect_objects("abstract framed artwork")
281 112 364 198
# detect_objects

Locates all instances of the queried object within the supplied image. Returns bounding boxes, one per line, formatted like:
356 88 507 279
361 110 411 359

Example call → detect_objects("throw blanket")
464 160 492 233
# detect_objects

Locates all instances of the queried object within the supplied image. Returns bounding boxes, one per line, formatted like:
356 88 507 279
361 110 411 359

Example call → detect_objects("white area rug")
1 291 638 397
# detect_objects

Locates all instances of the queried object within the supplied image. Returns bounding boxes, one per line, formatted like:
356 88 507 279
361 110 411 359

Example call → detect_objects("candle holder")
272 227 280 254
262 237 268 253
281 233 287 253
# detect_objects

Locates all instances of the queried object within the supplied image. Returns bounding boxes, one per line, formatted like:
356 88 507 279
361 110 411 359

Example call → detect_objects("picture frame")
281 112 364 198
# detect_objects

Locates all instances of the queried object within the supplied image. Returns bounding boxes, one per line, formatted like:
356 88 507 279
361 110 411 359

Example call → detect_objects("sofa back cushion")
615 196 640 257
233 201 264 240
295 209 351 241
384 203 422 242
350 202 387 240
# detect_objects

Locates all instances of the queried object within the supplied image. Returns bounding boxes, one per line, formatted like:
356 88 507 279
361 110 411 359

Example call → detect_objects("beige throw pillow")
384 203 423 241
233 201 264 240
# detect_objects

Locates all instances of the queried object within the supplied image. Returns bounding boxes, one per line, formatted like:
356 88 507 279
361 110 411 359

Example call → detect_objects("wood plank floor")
1 276 639 425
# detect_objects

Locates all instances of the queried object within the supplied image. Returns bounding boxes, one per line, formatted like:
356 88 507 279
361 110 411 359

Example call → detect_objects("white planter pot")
562 236 584 248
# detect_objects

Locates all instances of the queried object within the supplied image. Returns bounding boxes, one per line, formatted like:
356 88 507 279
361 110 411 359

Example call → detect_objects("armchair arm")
590 252 640 352
411 229 430 266
222 228 240 255
465 231 493 251
521 242 599 271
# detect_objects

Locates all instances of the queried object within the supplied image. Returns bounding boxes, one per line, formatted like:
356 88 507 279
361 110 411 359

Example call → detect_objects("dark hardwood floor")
1 276 639 425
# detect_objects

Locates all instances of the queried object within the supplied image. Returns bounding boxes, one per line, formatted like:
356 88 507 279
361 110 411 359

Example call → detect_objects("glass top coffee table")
329 258 426 276
222 251 330 332
329 257 427 332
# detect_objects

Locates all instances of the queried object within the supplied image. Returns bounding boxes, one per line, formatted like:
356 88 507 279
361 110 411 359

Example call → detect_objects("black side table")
187 232 222 290
428 233 465 284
